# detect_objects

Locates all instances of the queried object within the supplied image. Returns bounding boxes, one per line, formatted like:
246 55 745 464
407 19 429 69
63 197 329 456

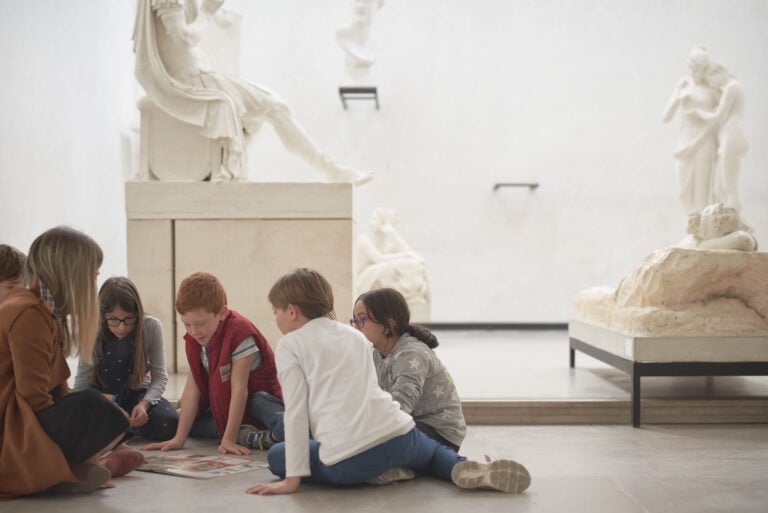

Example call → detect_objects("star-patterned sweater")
373 333 466 448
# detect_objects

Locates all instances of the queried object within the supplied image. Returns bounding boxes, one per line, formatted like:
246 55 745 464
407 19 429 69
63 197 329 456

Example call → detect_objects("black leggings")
36 388 129 464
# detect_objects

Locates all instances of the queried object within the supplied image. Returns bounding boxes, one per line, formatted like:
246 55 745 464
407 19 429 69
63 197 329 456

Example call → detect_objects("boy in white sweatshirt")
245 268 530 496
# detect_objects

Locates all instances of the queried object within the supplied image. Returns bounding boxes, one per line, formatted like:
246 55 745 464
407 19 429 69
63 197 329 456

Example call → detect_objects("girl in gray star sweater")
353 288 466 450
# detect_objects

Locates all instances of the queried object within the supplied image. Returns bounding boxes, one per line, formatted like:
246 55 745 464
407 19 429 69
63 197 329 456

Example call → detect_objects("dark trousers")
114 388 179 441
36 388 129 464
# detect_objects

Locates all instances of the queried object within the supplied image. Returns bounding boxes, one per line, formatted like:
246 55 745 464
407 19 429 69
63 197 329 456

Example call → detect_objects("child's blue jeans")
189 391 285 440
266 427 464 485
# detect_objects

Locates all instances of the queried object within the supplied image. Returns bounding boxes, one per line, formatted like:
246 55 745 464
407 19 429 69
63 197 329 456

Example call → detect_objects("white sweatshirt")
276 317 414 477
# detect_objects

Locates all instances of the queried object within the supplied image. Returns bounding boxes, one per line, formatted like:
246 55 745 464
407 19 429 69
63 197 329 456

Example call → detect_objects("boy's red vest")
185 308 282 434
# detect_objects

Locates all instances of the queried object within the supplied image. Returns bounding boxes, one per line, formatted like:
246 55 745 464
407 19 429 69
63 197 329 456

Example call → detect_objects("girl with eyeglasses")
352 288 466 451
75 276 178 442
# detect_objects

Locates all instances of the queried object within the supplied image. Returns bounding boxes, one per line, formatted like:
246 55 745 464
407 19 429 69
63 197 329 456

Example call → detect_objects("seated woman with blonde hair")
0 227 131 497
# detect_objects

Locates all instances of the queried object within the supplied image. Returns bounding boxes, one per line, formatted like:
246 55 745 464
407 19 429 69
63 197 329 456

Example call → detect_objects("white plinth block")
126 181 354 372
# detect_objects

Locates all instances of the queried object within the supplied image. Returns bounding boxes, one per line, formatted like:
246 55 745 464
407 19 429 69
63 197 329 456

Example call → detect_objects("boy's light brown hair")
0 244 26 282
175 272 227 314
268 268 335 320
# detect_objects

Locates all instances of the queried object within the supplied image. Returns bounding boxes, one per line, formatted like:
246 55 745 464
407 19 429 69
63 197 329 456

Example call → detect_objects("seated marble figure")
134 0 372 184
355 208 431 320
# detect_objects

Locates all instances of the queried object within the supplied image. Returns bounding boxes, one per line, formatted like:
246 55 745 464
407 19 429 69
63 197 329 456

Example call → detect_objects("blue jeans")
248 391 285 440
267 427 464 485
189 391 285 440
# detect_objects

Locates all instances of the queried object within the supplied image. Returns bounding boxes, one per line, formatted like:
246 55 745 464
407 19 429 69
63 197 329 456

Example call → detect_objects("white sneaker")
451 459 531 493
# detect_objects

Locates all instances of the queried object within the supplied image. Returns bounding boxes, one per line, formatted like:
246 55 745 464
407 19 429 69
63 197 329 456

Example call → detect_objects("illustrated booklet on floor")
137 453 268 479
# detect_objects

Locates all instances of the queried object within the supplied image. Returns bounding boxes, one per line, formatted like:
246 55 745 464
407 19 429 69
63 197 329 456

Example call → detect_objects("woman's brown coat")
0 287 79 499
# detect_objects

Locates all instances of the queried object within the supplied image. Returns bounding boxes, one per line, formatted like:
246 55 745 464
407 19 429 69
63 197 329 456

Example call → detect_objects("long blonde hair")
25 226 103 363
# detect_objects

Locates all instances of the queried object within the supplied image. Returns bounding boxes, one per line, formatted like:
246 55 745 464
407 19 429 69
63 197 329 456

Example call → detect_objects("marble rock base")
574 248 768 337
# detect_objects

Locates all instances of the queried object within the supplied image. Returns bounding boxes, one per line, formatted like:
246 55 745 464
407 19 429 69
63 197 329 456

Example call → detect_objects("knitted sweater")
373 333 466 447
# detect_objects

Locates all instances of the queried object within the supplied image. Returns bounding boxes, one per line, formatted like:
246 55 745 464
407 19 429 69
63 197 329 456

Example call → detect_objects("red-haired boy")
143 272 283 455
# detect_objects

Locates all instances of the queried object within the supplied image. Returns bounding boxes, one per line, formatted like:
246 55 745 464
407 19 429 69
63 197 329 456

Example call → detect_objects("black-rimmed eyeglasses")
105 316 138 328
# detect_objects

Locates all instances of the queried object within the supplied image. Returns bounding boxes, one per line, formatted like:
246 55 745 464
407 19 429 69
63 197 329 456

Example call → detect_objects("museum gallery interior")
0 1 766 512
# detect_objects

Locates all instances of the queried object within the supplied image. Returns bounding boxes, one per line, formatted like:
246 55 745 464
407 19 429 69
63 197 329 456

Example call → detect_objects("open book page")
137 453 268 479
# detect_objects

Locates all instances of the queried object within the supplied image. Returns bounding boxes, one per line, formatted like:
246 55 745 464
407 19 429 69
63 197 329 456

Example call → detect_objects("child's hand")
129 403 149 427
218 439 252 456
142 438 184 452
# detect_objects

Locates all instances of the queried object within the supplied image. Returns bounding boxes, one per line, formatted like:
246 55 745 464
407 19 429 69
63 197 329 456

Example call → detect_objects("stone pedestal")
126 181 354 372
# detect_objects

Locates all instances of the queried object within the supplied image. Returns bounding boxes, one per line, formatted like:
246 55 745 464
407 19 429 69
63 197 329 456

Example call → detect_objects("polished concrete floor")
5 330 768 512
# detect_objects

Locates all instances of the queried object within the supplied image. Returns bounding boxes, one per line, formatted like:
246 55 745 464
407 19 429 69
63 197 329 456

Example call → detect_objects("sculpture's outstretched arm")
357 233 421 265
697 231 757 251
693 81 739 125
379 224 423 261
357 235 387 263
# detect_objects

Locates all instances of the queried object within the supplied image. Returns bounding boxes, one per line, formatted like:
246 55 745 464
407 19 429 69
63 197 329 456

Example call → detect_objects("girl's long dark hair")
95 276 147 389
356 288 438 349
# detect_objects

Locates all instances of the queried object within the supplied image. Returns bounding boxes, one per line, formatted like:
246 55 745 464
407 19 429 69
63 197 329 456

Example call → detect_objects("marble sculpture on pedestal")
575 48 763 338
133 0 372 184
355 208 431 320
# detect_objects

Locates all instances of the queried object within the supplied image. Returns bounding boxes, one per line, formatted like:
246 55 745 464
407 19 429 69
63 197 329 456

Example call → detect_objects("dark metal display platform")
568 321 768 427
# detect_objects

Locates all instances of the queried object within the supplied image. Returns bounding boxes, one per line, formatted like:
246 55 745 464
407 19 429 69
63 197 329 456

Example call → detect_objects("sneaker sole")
451 459 531 493
237 424 258 447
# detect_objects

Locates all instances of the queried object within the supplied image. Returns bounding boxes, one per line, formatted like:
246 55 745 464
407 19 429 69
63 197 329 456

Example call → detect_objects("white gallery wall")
1 0 766 323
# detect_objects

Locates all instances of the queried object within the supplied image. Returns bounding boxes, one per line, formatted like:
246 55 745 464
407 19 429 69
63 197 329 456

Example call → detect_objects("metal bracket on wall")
339 86 379 109
493 182 539 191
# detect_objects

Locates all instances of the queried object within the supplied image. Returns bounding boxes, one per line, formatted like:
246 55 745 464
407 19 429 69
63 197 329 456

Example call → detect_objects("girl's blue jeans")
267 427 464 485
